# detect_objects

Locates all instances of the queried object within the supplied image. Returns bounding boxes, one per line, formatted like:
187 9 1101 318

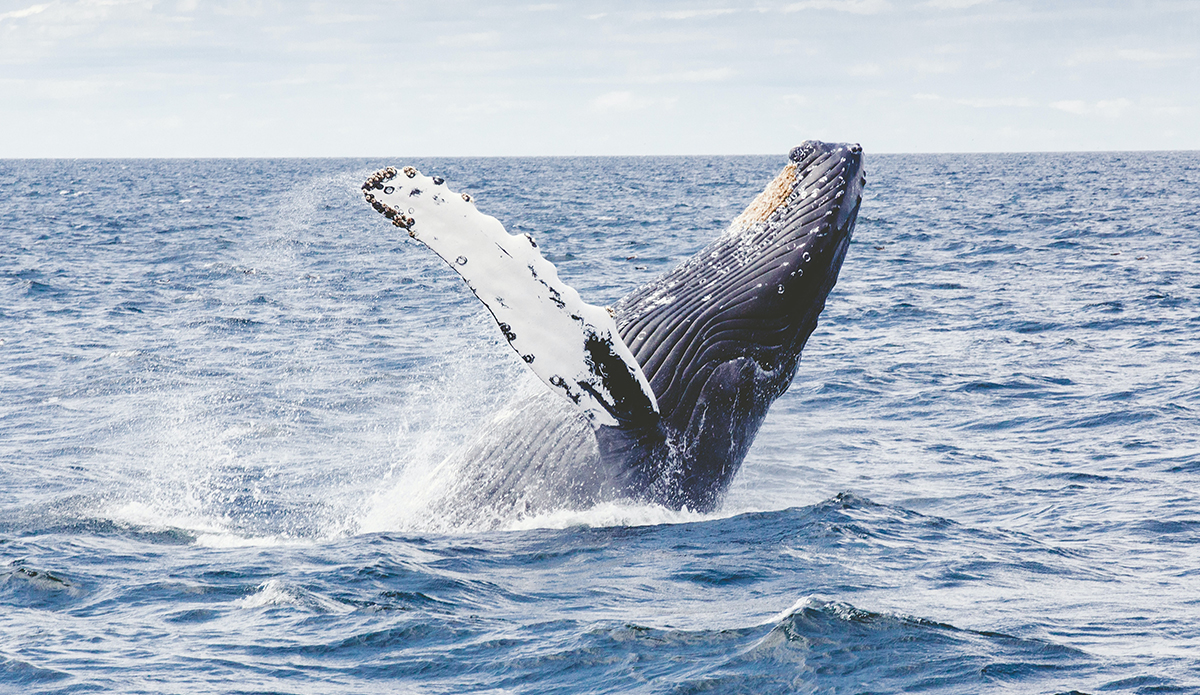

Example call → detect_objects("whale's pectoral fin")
362 167 659 429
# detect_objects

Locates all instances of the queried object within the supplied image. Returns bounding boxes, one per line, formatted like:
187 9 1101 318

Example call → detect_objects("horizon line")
3 147 1198 161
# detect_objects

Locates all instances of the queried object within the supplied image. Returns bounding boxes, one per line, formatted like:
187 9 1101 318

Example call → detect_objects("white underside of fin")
363 167 658 428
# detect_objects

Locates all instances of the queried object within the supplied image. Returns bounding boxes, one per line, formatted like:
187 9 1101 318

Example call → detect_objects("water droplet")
777 285 785 294
383 186 394 194
456 256 467 265
802 252 811 262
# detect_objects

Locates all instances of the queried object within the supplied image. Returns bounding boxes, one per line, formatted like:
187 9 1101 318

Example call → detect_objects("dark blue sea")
2 152 1198 694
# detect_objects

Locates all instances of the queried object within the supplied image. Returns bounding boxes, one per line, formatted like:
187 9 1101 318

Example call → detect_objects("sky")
1 0 1198 157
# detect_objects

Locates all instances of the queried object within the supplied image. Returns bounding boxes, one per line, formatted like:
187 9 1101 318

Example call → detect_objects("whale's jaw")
607 141 865 510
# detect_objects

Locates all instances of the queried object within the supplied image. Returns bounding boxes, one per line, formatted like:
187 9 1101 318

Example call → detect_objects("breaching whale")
362 141 865 519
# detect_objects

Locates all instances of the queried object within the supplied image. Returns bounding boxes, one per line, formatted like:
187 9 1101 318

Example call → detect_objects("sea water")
1 152 1198 693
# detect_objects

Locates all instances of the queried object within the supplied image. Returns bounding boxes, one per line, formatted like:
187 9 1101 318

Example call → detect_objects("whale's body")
363 141 865 521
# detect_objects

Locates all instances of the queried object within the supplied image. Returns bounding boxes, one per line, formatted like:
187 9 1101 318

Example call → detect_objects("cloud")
0 3 52 23
910 58 958 74
212 2 270 18
1116 48 1190 63
920 0 991 8
957 97 1034 108
437 31 500 47
913 93 1035 108
847 63 882 77
591 91 676 112
1 76 118 100
783 0 891 15
648 9 738 20
1050 99 1133 118
1066 47 1192 67
633 67 736 83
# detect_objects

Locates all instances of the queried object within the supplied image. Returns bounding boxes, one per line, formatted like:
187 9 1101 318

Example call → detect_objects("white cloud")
910 58 958 74
0 76 117 99
958 97 1033 108
0 3 52 23
440 98 538 117
783 0 891 15
1051 98 1133 118
651 9 738 20
847 63 882 77
913 93 1035 108
633 67 736 83
1066 47 1192 67
1116 48 1190 63
591 91 675 112
437 31 500 47
1050 99 1087 114
920 0 991 8
212 1 269 18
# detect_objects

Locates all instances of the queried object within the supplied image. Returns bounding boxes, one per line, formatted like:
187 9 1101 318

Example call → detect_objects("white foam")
194 533 307 549
501 501 714 532
237 579 352 613
768 595 831 625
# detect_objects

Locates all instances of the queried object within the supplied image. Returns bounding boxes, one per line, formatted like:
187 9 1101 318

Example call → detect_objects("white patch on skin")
364 168 658 428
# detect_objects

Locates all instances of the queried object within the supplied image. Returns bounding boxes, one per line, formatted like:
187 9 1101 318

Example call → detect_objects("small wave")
237 579 353 614
0 655 72 685
1 565 85 610
737 595 1091 691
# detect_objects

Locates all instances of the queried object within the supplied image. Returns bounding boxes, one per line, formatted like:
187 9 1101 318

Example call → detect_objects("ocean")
1 152 1198 693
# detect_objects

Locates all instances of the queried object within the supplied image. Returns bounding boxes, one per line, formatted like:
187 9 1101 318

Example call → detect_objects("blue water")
2 152 1198 694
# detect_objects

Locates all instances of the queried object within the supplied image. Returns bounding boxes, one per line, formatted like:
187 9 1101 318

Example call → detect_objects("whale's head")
611 141 865 509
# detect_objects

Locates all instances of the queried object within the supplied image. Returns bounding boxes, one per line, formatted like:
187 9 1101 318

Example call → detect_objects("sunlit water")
2 153 1198 693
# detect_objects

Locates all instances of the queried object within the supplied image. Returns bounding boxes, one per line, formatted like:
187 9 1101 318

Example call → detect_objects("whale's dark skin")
425 141 865 520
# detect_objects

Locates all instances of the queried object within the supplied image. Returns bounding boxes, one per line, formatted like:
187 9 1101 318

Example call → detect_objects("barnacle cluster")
361 166 474 236
361 166 417 234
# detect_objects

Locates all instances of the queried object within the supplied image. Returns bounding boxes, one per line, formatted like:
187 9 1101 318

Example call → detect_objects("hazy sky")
2 0 1197 157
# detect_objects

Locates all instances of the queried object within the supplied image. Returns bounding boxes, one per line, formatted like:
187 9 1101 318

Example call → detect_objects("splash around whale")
362 141 865 523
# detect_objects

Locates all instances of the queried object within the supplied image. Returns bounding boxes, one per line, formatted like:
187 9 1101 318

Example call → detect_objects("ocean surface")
2 151 1198 694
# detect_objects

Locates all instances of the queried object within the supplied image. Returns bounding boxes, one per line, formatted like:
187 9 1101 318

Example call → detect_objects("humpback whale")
362 141 864 519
